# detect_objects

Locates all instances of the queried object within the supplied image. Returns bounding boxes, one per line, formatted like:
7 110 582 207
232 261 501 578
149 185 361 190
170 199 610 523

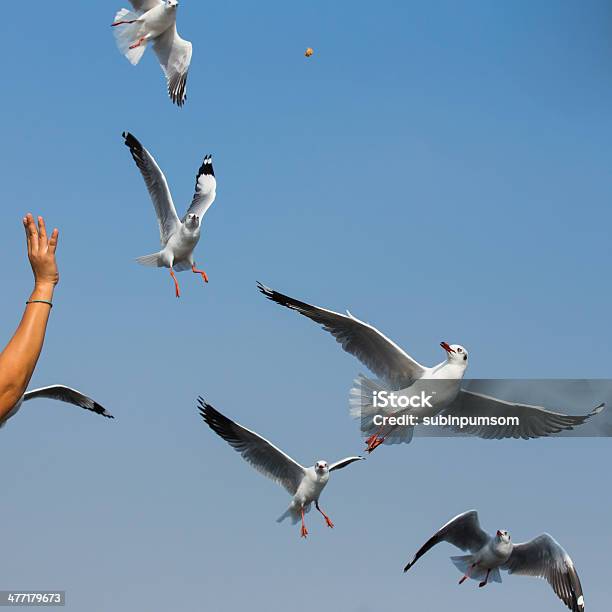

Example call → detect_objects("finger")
25 213 38 255
23 216 32 256
37 216 48 246
48 228 59 254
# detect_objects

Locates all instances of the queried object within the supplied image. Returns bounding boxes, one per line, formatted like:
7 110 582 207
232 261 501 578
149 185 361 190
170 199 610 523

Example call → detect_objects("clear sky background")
1 1 611 611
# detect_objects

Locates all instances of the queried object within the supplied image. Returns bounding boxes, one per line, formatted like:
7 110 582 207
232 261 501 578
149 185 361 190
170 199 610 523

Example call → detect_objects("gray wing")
257 283 426 388
153 25 192 107
329 456 365 472
183 155 216 220
502 534 584 612
198 398 306 495
23 385 114 419
444 389 605 439
404 510 490 572
128 0 161 12
123 132 180 245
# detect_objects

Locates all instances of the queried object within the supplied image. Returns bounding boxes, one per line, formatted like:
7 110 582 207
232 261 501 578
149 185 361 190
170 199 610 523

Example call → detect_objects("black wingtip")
403 564 411 573
197 396 210 419
92 401 114 420
122 131 141 150
196 155 215 178
197 396 222 426
256 281 274 299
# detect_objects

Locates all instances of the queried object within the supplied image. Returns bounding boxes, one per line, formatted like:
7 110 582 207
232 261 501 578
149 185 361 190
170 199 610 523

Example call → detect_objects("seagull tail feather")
450 555 487 581
112 9 147 65
277 505 308 525
136 252 162 267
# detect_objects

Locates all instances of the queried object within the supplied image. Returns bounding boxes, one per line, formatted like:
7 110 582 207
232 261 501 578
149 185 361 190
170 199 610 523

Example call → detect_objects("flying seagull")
123 132 217 297
403 510 585 612
112 1 192 106
1 385 113 428
257 283 604 451
198 398 364 538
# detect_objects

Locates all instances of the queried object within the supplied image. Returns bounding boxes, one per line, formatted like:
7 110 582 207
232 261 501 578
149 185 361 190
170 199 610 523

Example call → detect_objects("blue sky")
1 1 611 610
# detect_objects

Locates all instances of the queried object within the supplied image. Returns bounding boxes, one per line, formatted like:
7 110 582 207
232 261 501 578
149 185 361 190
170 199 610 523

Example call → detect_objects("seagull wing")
183 155 216 221
502 534 584 612
122 132 180 246
329 456 365 472
198 398 306 495
258 283 426 387
444 390 605 439
23 385 113 419
153 24 192 107
404 510 490 572
128 0 162 12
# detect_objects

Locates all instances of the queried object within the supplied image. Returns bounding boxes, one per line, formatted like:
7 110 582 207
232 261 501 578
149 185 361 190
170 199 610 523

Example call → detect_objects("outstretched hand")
23 213 59 288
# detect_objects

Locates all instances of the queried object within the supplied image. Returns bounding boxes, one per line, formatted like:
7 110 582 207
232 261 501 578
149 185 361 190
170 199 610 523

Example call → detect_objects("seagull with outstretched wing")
111 1 193 107
404 510 585 612
257 283 604 450
123 132 217 297
198 398 364 538
2 385 113 428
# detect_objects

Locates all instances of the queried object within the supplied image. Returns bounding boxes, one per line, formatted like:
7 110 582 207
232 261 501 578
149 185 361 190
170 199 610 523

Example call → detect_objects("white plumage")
198 398 364 538
258 284 604 450
404 510 585 612
112 1 192 106
122 132 217 298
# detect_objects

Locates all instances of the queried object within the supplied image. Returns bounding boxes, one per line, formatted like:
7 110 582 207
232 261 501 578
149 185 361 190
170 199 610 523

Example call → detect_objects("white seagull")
198 398 364 538
112 1 192 106
123 132 217 298
257 283 604 452
403 510 585 612
1 385 113 428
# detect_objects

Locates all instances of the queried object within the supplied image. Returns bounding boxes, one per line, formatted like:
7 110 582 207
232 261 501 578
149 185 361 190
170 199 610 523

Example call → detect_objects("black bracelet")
26 300 53 308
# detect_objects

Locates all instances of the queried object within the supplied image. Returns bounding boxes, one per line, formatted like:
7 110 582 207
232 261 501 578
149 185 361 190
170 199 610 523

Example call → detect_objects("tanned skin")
0 214 59 420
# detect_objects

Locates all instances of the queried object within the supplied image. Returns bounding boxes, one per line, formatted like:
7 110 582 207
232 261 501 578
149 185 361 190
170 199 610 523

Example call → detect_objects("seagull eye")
457 348 463 353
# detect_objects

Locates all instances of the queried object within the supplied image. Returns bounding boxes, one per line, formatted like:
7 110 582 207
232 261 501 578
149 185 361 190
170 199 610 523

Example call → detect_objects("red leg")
315 501 334 528
459 563 476 585
366 435 386 453
192 264 209 284
365 426 387 453
365 433 378 447
300 509 308 538
479 569 490 588
111 19 137 27
170 268 181 298
129 37 146 49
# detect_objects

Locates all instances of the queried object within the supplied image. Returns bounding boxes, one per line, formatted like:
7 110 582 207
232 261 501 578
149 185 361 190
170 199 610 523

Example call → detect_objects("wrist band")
26 300 53 308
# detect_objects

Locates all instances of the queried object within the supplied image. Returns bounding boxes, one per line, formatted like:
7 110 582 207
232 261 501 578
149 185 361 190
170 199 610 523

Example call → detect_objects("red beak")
496 530 503 537
440 341 455 354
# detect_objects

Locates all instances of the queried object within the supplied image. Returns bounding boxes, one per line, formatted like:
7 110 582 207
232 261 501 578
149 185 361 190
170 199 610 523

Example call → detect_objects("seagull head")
185 213 200 229
315 460 329 474
496 529 511 544
440 342 468 364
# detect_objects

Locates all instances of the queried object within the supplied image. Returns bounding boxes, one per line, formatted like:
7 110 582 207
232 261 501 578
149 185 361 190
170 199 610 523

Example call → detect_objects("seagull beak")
496 530 503 537
440 341 455 354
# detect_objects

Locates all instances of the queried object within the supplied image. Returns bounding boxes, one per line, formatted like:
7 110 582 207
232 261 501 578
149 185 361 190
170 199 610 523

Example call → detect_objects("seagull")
257 283 604 452
123 132 217 298
1 385 113 428
198 398 364 538
403 510 585 612
112 1 192 106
